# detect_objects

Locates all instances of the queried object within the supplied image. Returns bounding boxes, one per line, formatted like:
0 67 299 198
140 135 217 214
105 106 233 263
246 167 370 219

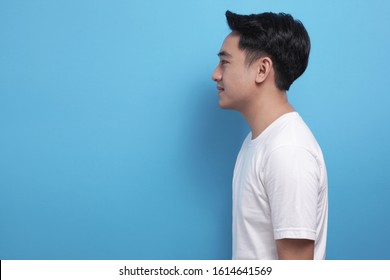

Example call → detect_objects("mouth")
217 86 224 93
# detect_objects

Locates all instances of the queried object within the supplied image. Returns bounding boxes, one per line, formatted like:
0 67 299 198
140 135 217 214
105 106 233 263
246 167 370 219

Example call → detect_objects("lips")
217 86 224 92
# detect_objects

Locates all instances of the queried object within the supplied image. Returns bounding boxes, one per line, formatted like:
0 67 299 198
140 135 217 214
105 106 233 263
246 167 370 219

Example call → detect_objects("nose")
212 65 222 82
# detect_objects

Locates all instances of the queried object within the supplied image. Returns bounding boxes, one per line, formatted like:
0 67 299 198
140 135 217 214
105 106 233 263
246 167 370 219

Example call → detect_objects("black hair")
225 10 311 91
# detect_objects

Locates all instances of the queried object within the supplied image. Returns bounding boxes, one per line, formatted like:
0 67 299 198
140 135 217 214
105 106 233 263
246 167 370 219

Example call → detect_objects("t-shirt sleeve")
263 146 320 240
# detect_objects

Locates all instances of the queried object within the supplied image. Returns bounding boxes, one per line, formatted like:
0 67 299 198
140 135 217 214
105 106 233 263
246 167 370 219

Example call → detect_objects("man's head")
225 11 311 91
212 11 311 110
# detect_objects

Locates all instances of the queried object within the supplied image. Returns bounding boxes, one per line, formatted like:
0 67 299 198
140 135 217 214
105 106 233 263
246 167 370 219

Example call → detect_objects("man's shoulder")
267 113 318 148
238 113 322 164
252 113 323 166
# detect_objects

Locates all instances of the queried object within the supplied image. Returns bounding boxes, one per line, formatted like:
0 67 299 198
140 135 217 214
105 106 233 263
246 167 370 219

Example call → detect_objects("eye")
220 60 229 65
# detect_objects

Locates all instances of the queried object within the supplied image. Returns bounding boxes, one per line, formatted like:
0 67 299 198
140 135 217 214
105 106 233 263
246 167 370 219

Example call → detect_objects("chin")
218 94 237 110
219 101 234 110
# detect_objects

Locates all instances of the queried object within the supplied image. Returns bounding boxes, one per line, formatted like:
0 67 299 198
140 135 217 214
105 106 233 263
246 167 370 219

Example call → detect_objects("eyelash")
220 60 229 65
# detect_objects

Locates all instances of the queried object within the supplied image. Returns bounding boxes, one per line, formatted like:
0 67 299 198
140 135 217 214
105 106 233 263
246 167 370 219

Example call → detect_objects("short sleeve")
263 146 320 240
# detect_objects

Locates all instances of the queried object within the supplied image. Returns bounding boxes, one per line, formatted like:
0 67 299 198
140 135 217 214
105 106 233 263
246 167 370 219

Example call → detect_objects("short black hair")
226 10 311 91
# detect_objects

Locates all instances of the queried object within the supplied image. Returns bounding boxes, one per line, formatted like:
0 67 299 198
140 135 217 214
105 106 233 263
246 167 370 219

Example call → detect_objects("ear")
255 57 273 84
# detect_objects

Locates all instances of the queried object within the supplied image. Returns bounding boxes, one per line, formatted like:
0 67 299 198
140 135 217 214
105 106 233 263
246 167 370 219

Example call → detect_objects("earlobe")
255 57 272 84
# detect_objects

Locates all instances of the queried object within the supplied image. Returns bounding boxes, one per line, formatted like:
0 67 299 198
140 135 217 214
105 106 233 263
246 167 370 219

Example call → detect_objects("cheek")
239 69 256 88
224 68 241 85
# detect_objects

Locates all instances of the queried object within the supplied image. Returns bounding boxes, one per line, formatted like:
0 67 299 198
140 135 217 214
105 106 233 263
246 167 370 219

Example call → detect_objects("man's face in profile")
212 33 257 111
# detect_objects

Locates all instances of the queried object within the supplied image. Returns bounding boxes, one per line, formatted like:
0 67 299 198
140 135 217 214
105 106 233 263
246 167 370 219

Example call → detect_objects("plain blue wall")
1 0 389 260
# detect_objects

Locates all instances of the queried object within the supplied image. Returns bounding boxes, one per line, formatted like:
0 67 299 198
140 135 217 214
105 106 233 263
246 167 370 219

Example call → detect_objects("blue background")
1 0 389 260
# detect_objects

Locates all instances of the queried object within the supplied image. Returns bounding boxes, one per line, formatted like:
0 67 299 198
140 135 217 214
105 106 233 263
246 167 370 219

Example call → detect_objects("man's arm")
276 239 314 260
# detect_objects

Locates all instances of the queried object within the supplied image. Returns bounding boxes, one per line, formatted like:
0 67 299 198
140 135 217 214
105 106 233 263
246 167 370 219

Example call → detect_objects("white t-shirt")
232 112 328 260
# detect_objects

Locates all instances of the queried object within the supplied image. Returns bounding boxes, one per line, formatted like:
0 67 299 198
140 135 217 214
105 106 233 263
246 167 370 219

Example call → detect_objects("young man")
212 11 328 260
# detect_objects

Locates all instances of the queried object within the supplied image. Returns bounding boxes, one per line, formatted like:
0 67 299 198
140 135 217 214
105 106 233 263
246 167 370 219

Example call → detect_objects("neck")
241 89 295 139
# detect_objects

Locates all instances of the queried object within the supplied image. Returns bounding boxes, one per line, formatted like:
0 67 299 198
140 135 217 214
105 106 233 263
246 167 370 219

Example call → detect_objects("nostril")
212 72 221 82
212 67 221 81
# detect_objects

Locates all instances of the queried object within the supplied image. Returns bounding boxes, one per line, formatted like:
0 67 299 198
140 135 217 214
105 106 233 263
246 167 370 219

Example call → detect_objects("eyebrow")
217 50 232 58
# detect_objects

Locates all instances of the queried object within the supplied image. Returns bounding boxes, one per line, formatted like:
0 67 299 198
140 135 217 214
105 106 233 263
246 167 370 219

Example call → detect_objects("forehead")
219 33 241 55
